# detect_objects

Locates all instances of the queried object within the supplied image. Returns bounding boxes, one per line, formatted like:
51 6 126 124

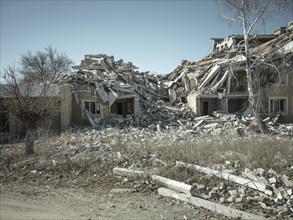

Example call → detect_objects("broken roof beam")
211 69 229 92
209 70 221 87
198 64 221 89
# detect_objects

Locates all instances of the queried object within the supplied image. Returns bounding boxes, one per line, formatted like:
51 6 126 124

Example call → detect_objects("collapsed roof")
165 31 293 97
62 54 197 128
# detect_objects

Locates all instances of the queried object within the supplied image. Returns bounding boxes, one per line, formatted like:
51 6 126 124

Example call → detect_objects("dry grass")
113 135 293 175
1 130 293 187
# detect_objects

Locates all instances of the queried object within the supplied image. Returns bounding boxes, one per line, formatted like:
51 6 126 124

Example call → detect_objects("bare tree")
0 47 72 154
20 46 73 83
217 0 292 132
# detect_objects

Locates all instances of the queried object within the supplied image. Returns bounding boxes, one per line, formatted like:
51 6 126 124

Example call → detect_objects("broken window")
84 101 100 115
228 99 247 113
0 112 9 133
269 98 287 114
111 98 134 117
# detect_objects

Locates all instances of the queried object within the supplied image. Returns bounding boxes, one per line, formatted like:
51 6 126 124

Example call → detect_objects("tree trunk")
242 8 266 134
25 128 35 155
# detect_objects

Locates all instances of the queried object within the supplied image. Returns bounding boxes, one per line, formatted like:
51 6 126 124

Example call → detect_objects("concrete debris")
112 161 293 218
60 31 293 136
176 160 293 218
62 54 201 129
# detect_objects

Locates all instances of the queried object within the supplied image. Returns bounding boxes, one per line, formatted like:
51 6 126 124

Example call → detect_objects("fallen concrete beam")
212 69 229 92
113 167 145 178
198 64 221 89
176 161 273 195
158 187 268 220
112 168 192 195
192 119 204 129
151 175 191 194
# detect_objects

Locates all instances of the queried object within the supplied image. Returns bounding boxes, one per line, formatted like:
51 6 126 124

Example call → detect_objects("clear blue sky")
1 0 292 75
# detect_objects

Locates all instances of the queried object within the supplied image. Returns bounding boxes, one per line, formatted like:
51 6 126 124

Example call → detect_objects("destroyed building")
1 22 292 139
62 22 293 130
62 54 162 128
165 22 293 123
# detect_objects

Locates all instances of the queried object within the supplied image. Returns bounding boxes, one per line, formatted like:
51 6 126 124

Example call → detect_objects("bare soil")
1 183 224 220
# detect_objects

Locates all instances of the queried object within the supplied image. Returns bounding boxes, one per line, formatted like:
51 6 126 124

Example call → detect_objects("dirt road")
1 183 223 220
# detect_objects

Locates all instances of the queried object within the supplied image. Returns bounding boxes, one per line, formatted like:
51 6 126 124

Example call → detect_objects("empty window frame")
111 98 134 117
0 112 9 133
83 101 100 118
269 97 287 115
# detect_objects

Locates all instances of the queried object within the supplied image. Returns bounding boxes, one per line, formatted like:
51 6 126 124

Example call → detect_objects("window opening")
84 101 100 115
0 112 9 133
270 98 287 114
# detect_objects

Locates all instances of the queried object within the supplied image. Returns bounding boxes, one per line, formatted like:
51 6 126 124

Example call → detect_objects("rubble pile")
62 52 293 136
62 54 198 128
166 31 293 97
190 111 293 136
112 162 293 218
